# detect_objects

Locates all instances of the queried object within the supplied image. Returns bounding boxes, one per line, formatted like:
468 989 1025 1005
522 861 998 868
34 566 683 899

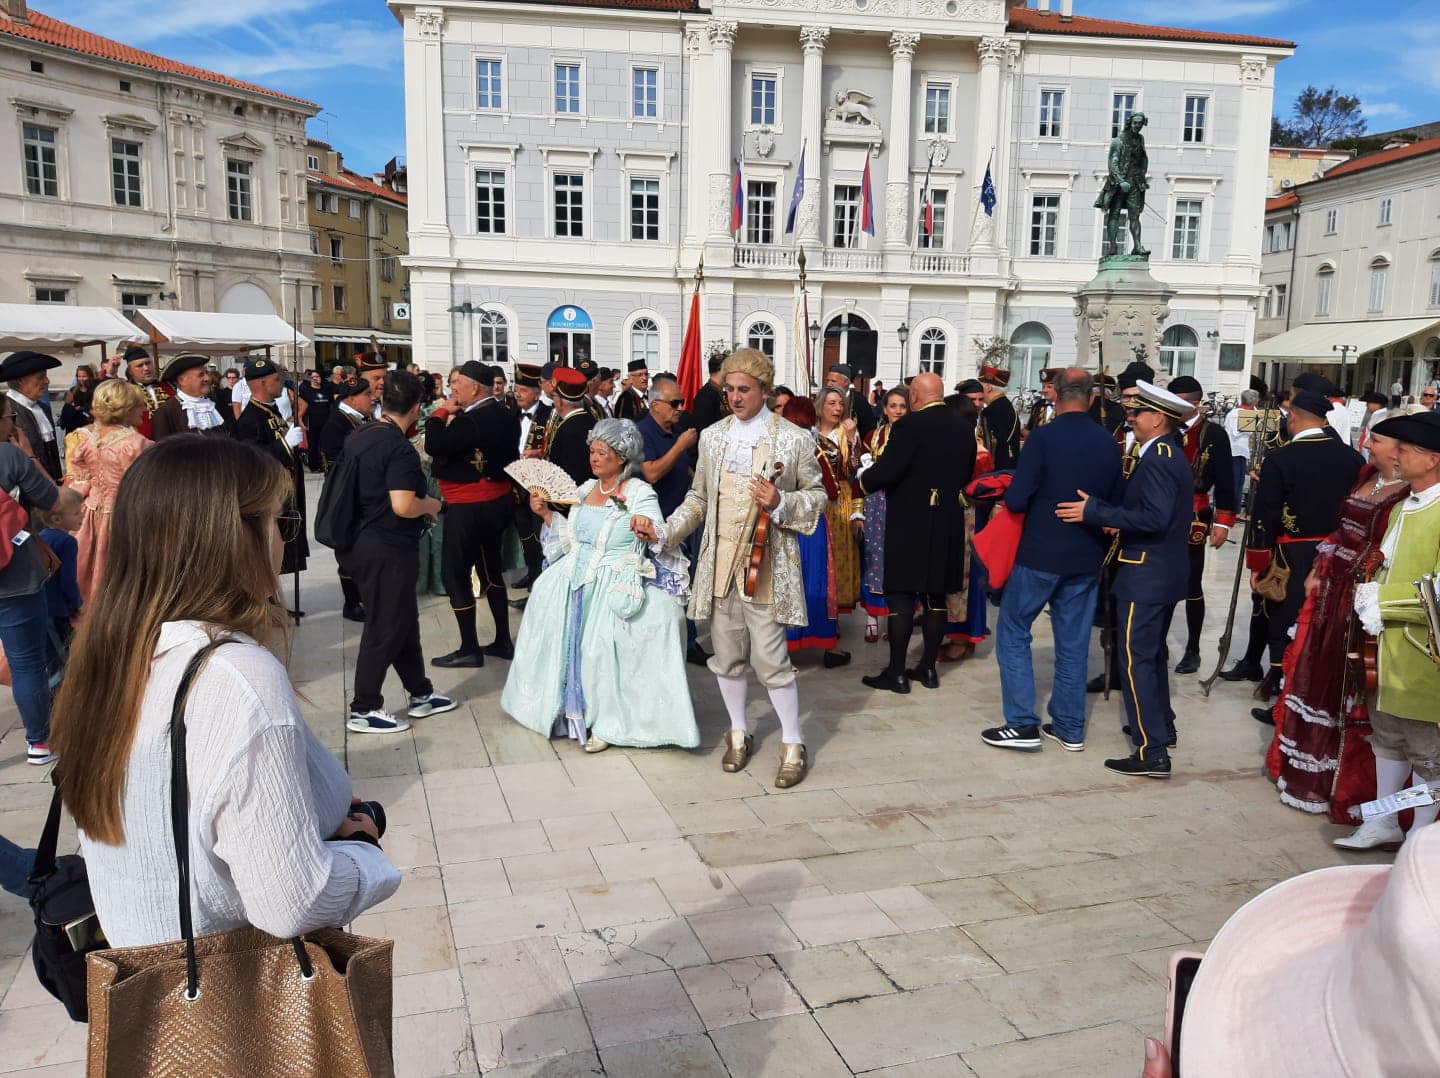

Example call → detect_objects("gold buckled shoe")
774 743 807 789
721 730 753 773
583 737 610 754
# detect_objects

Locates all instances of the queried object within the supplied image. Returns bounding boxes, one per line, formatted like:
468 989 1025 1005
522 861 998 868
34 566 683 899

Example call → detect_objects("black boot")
1218 660 1265 682
1173 650 1201 675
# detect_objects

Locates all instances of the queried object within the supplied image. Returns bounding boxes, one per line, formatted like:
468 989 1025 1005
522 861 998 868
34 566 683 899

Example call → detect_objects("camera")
351 800 387 838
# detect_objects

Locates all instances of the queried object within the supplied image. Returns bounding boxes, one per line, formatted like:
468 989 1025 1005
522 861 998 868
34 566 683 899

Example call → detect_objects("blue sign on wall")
547 306 593 332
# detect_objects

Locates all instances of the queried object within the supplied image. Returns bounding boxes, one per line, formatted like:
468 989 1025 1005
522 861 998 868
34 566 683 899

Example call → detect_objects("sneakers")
1041 723 1084 752
980 724 1041 751
407 693 459 719
26 742 53 766
1104 753 1171 779
1333 818 1404 852
347 710 411 735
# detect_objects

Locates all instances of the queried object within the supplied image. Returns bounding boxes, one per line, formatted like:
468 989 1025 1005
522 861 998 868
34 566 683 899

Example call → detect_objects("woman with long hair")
59 364 96 438
814 386 861 614
859 388 909 643
63 379 151 600
51 437 398 946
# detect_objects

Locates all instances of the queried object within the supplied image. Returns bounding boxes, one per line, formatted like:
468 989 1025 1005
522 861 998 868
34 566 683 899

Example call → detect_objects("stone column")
969 36 1006 254
705 20 739 249
798 26 829 249
1229 55 1271 267
884 32 920 254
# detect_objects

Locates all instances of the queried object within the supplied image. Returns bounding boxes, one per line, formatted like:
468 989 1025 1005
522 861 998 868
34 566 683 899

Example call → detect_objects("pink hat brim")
1179 863 1389 1076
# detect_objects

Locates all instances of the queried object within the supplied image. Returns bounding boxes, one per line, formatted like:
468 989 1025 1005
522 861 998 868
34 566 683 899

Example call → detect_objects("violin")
743 461 785 599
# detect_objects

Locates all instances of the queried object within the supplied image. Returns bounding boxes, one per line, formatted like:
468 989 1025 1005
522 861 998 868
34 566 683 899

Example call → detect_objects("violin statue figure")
1095 112 1150 259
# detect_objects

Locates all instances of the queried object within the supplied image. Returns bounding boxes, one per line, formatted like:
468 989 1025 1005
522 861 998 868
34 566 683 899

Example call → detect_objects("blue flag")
785 145 806 235
980 166 996 217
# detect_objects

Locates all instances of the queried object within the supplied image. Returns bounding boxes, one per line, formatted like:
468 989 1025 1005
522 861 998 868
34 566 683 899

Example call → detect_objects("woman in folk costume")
778 398 848 667
501 420 697 753
859 388 909 643
813 386 862 613
63 379 152 600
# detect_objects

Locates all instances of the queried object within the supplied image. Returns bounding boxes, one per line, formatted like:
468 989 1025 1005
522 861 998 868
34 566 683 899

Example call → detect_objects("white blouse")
80 621 399 948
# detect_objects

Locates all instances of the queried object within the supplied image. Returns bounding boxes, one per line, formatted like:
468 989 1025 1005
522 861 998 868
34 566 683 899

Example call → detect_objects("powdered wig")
587 418 644 479
720 347 775 391
91 378 147 425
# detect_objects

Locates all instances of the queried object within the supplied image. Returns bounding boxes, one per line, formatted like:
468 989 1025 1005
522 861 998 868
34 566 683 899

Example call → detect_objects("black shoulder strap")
28 772 64 889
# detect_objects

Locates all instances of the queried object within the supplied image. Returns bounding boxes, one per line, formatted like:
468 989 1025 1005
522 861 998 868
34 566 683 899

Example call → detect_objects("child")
40 497 83 665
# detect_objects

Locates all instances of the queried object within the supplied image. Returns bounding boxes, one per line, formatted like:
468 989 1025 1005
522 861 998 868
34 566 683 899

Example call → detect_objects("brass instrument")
1418 575 1440 669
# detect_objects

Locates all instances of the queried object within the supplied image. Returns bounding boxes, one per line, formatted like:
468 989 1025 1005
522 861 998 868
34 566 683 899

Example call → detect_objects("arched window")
629 317 660 367
1009 322 1052 389
1369 256 1390 314
478 309 509 364
747 320 776 358
1160 325 1199 378
1316 263 1336 317
918 327 947 379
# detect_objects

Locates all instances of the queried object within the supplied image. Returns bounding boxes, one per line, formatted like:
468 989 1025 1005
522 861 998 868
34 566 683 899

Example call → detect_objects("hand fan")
505 458 581 505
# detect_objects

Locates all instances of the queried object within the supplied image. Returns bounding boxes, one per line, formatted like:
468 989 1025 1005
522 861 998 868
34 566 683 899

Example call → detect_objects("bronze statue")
1096 113 1149 259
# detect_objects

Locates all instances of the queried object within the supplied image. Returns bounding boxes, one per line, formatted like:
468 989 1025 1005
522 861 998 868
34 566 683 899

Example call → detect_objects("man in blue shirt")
982 368 1122 754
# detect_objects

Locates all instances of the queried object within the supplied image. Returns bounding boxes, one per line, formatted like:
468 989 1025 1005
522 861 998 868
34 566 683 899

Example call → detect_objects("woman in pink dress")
64 380 151 600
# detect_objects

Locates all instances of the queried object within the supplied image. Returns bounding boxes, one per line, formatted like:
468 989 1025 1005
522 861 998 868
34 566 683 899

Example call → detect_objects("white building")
1255 137 1440 396
391 0 1290 393
0 1 319 352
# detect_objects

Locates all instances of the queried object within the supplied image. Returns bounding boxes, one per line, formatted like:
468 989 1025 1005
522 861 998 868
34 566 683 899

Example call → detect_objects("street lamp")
1333 343 1356 395
896 321 910 381
808 319 821 352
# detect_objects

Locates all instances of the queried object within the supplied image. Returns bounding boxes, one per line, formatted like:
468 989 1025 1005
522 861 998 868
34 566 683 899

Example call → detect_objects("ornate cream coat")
663 412 826 627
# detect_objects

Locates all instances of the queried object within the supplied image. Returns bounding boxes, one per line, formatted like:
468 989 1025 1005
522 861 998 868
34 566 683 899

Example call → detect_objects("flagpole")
798 247 812 395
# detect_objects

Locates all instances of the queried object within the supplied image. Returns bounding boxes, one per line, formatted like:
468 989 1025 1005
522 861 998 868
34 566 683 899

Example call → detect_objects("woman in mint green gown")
501 419 698 753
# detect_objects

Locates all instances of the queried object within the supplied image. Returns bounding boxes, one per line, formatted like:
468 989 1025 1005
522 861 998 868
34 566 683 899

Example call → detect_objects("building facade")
1256 137 1440 396
0 1 318 356
1266 146 1350 197
392 0 1290 393
307 141 412 367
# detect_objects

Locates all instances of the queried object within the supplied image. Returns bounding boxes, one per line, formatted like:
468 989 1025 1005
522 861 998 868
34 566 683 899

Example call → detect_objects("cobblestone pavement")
0 504 1391 1075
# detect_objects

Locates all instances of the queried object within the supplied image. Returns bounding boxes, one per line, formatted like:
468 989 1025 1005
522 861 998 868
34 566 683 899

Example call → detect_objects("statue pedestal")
1073 256 1175 373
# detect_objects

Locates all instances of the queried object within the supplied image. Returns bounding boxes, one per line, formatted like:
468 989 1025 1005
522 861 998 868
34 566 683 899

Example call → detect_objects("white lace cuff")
1354 580 1384 637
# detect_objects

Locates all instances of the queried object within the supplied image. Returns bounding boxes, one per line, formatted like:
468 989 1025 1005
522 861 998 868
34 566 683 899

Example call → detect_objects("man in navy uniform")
233 357 308 595
1057 381 1195 778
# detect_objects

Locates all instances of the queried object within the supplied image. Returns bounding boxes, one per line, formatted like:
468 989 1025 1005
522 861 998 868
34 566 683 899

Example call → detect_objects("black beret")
122 345 150 364
955 379 984 395
1249 374 1269 395
243 357 278 381
575 358 598 379
1362 392 1388 406
456 360 491 385
1167 375 1203 396
830 364 854 380
1289 389 1333 419
0 351 61 382
627 359 648 373
1292 372 1339 397
1116 361 1155 390
540 362 558 379
338 376 371 400
1372 411 1440 452
159 353 208 384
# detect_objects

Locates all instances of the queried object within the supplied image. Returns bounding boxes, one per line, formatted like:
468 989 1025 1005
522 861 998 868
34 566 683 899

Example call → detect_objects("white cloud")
187 21 401 81
1085 0 1299 22
1362 101 1412 123
38 0 334 45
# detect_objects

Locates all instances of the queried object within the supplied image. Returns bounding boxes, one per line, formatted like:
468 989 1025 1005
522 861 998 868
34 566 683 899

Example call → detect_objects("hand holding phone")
1164 950 1204 1077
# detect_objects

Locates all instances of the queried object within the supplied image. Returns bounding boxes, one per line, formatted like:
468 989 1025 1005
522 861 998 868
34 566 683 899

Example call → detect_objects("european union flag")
980 166 996 217
785 146 806 235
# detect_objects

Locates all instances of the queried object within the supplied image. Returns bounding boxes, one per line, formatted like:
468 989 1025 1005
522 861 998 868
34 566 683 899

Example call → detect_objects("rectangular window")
629 176 660 241
1038 89 1064 138
306 153 320 171
476 58 503 110
923 84 950 136
916 189 948 249
309 231 319 254
1111 92 1137 137
1316 274 1333 316
1325 208 1338 234
1280 221 1293 250
1172 199 1202 260
332 285 346 312
745 180 776 245
553 172 584 237
750 74 777 127
1029 194 1060 257
111 138 142 207
348 198 361 218
314 192 337 214
21 124 58 197
310 285 320 311
33 287 68 304
1261 290 1272 320
1218 343 1246 373
1275 283 1288 319
474 169 506 234
1264 224 1274 253
226 159 253 221
1430 264 1440 309
1369 268 1387 313
1378 196 1392 225
1183 95 1208 143
832 184 861 249
379 211 389 235
379 257 396 283
554 64 581 114
632 67 658 119
329 236 343 262
119 291 149 316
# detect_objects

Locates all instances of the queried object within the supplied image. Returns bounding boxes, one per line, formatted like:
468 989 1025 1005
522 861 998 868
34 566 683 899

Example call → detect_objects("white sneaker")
407 693 458 719
1333 818 1404 851
347 710 411 735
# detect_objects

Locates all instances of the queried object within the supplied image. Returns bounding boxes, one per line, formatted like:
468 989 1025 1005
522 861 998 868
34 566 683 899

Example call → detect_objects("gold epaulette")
1155 442 1173 458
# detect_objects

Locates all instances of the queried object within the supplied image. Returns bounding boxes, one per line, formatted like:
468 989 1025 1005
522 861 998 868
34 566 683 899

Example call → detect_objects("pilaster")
884 32 920 258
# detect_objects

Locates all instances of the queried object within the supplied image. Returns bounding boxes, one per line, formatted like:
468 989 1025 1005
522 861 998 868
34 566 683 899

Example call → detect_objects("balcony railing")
734 244 796 269
821 249 882 272
909 251 970 274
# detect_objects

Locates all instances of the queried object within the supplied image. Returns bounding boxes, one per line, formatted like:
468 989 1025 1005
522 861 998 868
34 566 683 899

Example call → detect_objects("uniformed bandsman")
1088 373 1126 434
232 357 308 589
978 364 1021 471
614 360 649 421
121 345 171 440
1058 380 1195 779
1025 368 1062 435
512 363 552 589
547 368 598 485
575 357 604 420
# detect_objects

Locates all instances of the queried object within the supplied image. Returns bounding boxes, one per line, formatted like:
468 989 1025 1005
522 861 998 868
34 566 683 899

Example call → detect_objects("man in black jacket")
978 365 1021 471
824 364 877 437
233 357 308 585
425 361 520 668
0 351 62 480
319 375 378 622
689 355 728 433
857 373 975 693
546 369 597 485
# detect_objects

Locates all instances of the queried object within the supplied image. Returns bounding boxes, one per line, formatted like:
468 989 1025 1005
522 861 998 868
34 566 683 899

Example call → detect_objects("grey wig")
587 418 645 479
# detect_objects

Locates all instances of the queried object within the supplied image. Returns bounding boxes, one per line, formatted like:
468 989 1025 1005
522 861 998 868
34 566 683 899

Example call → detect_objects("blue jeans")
996 564 1099 743
0 834 34 898
0 589 52 745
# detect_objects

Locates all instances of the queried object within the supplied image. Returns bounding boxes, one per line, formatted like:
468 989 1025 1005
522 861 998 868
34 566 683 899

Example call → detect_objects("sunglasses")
659 399 685 410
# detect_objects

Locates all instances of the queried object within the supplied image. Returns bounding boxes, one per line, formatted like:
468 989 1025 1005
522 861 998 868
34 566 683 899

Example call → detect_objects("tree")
1272 86 1366 148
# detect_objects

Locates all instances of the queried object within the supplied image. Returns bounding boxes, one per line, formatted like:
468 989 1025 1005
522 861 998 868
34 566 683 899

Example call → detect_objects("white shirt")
6 389 53 443
723 411 788 522
231 379 252 410
78 622 399 948
1326 401 1351 445
338 402 368 423
175 388 223 431
519 404 539 452
1223 406 1251 458
1292 427 1328 443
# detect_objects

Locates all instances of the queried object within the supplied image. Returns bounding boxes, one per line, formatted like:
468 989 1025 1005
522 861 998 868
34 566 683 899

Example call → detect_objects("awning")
311 328 412 347
0 304 148 353
135 308 309 352
1253 317 1440 364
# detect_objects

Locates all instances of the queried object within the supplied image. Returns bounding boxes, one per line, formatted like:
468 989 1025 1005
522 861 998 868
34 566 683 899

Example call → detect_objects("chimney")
1060 0 1073 19
1037 0 1051 13
0 0 29 24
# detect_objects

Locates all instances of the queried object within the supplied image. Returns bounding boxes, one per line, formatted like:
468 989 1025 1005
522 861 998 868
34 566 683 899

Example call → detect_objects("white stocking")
1375 756 1411 799
716 674 749 734
766 682 803 745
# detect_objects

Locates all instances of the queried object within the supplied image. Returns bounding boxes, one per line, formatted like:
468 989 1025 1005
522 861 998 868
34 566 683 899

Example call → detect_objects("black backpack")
313 423 387 552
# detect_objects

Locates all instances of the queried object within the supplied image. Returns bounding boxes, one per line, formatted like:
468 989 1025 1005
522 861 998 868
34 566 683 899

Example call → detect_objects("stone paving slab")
0 515 1396 1075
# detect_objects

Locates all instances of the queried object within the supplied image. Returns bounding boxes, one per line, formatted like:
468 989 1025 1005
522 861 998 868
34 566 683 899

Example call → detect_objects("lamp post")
896 321 910 382
1333 343 1356 396
808 319 821 364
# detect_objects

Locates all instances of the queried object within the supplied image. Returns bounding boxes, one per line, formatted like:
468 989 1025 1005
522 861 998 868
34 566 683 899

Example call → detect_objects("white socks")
716 675 749 733
767 682 802 745
1375 756 1411 799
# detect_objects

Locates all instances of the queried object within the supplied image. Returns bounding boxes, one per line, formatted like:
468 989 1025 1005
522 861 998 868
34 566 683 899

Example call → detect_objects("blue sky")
37 1 1440 173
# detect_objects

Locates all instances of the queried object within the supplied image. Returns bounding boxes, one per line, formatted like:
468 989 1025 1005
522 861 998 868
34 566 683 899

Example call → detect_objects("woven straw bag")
84 641 394 1077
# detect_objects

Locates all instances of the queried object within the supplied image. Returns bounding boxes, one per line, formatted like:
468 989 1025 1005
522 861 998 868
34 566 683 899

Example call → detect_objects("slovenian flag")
731 160 744 233
980 165 997 217
860 156 875 236
785 144 806 235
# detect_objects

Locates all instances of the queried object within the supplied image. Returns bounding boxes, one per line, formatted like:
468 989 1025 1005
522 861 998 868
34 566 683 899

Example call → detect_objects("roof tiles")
1318 137 1440 181
1007 8 1293 49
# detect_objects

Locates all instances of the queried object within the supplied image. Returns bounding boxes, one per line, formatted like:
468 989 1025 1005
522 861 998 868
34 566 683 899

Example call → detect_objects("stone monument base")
1073 257 1175 375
